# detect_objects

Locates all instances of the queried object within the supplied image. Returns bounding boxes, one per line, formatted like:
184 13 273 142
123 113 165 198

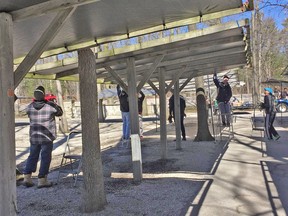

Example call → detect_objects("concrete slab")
197 112 288 216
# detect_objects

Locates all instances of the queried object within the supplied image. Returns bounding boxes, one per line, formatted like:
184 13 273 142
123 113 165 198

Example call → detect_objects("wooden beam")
0 13 16 215
165 66 188 94
99 65 150 81
14 8 75 87
19 40 244 79
136 55 164 93
104 66 128 92
147 80 160 95
11 0 100 22
127 57 139 135
173 80 182 150
56 68 78 79
25 73 56 80
161 48 245 70
159 68 167 159
151 56 246 80
24 72 106 82
57 76 80 82
179 72 196 92
150 53 247 80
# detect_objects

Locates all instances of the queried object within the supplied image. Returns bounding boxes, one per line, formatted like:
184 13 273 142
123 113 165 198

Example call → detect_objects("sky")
257 0 287 29
220 0 287 30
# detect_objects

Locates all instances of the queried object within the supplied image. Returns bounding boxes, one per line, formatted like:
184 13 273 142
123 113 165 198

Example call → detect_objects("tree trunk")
78 48 107 213
194 77 214 141
56 80 69 133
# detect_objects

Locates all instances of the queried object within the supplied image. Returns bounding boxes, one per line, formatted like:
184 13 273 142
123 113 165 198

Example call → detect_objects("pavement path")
196 112 288 216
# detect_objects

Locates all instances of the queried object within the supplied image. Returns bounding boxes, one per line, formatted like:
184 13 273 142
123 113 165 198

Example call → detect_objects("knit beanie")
34 86 45 101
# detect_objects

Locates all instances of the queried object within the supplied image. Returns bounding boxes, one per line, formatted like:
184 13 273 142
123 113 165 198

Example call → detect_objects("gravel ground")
16 115 227 215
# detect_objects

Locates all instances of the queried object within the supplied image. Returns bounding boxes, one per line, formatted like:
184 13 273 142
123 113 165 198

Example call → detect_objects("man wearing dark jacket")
168 94 186 141
23 86 63 188
213 73 232 126
117 84 130 142
263 87 280 140
138 91 145 139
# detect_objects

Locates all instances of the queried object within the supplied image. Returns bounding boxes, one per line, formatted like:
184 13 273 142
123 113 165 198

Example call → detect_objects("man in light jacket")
23 86 63 188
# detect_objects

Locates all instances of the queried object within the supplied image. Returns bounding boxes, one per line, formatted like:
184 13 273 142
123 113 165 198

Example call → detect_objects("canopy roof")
261 78 288 87
2 0 253 91
22 19 250 87
0 0 251 60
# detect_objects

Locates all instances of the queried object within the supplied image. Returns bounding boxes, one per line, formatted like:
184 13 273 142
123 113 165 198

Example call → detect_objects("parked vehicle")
276 98 288 112
230 96 253 110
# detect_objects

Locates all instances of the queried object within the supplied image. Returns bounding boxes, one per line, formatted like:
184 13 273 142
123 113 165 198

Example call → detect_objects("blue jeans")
218 102 231 124
24 141 53 178
265 112 278 139
139 114 143 137
121 112 130 140
180 114 186 139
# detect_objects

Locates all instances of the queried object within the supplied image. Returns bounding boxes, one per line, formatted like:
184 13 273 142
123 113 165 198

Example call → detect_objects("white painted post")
131 134 142 181
127 57 142 182
0 13 17 216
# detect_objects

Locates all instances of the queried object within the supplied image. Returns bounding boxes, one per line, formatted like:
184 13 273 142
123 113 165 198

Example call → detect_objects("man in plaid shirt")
23 86 63 188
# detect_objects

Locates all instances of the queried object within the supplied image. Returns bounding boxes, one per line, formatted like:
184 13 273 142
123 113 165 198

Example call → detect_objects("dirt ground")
15 114 228 215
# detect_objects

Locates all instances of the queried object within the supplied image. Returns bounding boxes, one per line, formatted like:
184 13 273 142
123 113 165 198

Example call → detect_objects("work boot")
23 174 34 187
16 169 24 181
37 176 53 188
273 134 281 140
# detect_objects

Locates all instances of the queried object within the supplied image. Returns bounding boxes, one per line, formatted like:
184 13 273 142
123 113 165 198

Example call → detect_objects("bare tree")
281 18 288 55
258 0 288 11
